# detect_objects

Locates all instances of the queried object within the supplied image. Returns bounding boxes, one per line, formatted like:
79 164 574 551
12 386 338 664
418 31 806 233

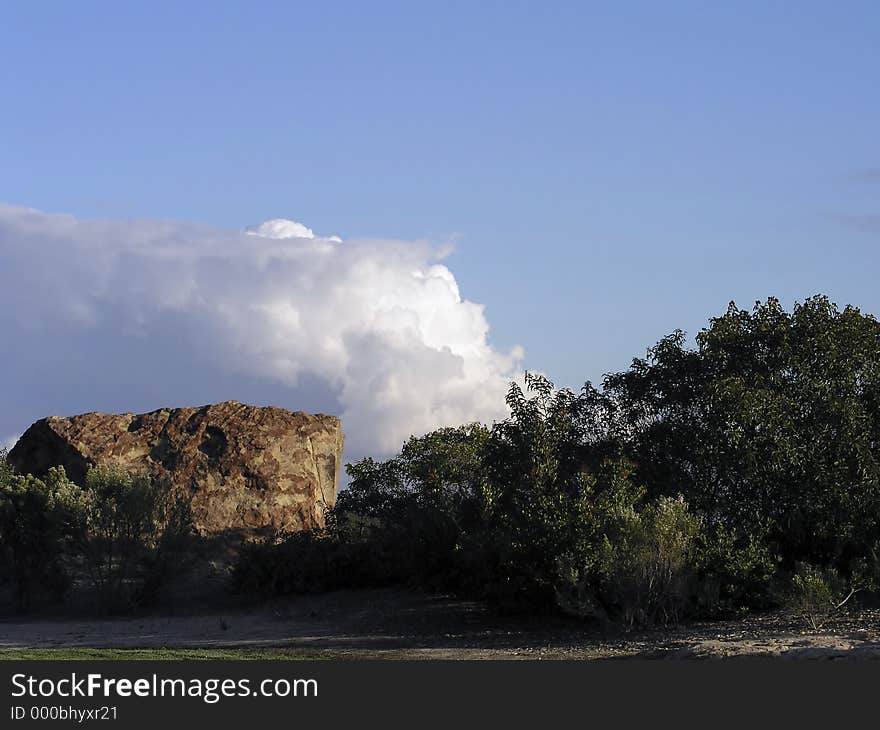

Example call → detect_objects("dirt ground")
2 588 880 659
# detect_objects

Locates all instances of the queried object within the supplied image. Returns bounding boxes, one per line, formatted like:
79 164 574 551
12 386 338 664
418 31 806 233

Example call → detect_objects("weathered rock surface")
8 402 343 536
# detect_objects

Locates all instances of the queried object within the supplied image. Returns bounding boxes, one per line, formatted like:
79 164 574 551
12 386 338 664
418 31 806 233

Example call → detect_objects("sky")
1 1 879 462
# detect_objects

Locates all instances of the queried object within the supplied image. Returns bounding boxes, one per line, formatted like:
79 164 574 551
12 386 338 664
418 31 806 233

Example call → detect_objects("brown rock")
8 402 343 536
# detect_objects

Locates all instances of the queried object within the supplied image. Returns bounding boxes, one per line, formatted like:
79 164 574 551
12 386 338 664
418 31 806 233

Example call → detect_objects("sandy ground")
2 588 880 658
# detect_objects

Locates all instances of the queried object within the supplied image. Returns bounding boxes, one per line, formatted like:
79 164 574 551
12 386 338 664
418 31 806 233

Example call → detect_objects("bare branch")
834 587 862 612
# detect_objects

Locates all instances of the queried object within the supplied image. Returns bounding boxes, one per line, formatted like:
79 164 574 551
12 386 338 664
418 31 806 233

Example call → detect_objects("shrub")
67 466 193 612
787 563 858 631
231 513 398 597
602 495 702 627
0 464 81 608
0 448 12 483
555 492 703 627
693 525 780 615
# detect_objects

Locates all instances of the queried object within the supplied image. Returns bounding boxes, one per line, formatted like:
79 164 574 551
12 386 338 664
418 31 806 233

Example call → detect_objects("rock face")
8 402 343 536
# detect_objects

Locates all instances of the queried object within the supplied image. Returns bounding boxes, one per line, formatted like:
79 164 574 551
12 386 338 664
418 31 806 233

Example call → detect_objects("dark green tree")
601 295 880 578
70 465 193 611
0 462 83 608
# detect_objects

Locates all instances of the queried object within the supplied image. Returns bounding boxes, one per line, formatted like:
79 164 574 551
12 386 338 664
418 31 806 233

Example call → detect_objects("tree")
69 465 192 611
0 462 83 608
233 294 880 621
338 424 492 589
601 296 880 578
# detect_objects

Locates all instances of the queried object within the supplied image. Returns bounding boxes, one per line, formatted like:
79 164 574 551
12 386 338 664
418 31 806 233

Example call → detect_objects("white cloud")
245 218 316 240
0 204 522 458
2 434 20 452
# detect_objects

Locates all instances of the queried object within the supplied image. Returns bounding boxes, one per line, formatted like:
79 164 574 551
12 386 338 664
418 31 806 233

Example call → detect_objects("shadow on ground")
2 588 880 659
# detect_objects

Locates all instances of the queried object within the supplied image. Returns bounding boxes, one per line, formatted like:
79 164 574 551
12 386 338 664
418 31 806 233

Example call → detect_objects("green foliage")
477 374 600 610
787 563 853 631
236 295 880 625
237 380 709 624
0 452 192 613
0 461 79 608
231 515 393 597
597 495 702 627
234 424 493 597
0 448 13 483
601 296 880 579
70 465 193 611
8 293 870 628
692 525 780 614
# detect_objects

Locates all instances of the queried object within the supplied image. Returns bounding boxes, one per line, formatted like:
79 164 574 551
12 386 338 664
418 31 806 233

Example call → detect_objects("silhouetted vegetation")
0 455 193 612
5 294 880 626
233 295 880 626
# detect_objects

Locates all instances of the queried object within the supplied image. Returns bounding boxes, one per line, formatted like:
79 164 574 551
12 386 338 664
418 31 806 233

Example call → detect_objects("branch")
834 587 862 611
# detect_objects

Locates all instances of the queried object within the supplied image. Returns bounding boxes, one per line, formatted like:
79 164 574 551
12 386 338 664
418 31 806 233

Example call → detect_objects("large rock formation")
8 402 343 537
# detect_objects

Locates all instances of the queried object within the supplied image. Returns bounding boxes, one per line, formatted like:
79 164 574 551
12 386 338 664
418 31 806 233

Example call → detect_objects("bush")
1 453 193 613
693 525 780 615
0 463 81 608
601 495 702 627
231 513 400 597
70 465 193 611
787 563 859 631
555 492 702 627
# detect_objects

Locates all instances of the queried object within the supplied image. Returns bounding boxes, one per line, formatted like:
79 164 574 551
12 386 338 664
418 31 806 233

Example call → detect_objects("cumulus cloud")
245 218 317 240
0 204 522 459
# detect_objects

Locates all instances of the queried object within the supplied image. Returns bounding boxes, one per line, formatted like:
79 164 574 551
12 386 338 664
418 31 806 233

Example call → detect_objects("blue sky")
1 2 879 456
